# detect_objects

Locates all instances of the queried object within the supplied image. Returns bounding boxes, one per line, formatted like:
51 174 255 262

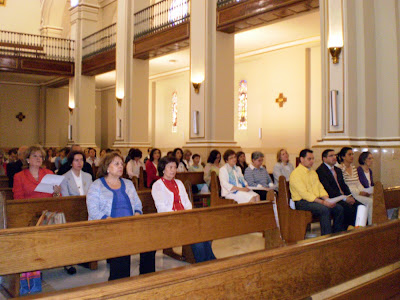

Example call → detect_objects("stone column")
68 0 98 148
113 0 150 151
186 0 237 157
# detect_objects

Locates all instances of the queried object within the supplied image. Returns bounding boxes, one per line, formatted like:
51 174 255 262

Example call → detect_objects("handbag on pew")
19 210 66 296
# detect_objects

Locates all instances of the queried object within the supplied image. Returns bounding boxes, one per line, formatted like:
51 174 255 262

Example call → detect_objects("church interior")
0 0 400 298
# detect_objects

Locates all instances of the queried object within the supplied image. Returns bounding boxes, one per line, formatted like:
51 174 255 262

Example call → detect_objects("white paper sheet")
363 187 374 194
325 195 347 204
34 174 65 194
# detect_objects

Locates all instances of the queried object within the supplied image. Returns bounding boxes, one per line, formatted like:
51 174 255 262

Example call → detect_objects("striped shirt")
339 164 364 195
244 164 272 188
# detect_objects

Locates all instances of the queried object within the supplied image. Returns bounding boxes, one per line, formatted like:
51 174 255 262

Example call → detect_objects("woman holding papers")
337 147 373 224
60 151 92 196
219 149 260 204
13 145 61 199
244 151 274 200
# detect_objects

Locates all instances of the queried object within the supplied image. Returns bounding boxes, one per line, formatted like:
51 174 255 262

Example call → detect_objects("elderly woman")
173 148 187 172
86 152 143 280
126 148 146 179
273 148 294 185
145 148 161 188
357 151 374 189
13 145 61 199
244 151 274 200
337 147 373 225
152 156 216 263
203 150 221 186
219 149 260 203
60 151 92 196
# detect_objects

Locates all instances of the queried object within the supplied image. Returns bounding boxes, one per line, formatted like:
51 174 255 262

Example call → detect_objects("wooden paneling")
0 202 277 275
0 55 74 76
217 0 319 33
23 220 400 299
133 22 190 60
82 48 116 76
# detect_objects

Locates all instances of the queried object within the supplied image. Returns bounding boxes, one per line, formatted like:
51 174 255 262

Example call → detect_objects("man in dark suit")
316 149 362 229
57 144 94 180
6 145 28 187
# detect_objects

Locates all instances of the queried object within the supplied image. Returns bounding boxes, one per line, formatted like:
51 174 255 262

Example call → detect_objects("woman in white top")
61 151 93 196
173 148 187 172
126 148 146 179
338 147 373 224
219 149 260 204
273 148 294 185
87 148 100 167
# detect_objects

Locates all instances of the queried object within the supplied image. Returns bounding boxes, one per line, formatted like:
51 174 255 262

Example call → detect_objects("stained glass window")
238 80 248 130
172 91 178 133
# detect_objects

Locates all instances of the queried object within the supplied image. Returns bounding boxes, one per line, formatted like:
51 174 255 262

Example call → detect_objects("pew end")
210 171 236 207
276 176 312 243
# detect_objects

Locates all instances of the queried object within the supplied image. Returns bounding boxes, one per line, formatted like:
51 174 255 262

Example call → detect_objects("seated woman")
357 151 374 189
86 152 143 280
145 148 161 188
126 148 145 179
173 148 187 172
13 145 61 199
61 151 92 196
219 149 260 203
203 150 221 186
244 151 274 200
183 149 192 169
152 156 216 263
236 151 248 175
338 147 373 225
273 148 294 185
87 148 100 167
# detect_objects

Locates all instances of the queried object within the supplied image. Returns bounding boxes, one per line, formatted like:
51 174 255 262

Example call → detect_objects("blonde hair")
276 149 288 163
23 145 46 169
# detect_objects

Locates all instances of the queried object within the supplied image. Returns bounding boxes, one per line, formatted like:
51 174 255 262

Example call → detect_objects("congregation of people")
1 142 396 281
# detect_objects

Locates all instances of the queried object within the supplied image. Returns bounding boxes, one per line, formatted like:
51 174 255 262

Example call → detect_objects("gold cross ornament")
275 93 287 108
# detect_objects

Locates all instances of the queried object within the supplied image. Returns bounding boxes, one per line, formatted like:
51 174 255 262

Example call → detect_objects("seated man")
290 149 344 236
316 149 362 229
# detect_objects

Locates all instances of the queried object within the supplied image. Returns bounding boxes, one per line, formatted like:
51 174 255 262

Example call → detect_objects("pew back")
0 202 278 275
22 219 400 300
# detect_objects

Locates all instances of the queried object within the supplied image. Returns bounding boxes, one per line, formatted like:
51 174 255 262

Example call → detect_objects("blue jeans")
191 241 216 263
295 200 344 235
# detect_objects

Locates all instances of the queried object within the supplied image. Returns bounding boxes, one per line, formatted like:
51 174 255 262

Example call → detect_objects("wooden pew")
0 175 8 188
17 219 400 299
1 190 156 297
0 202 280 275
209 171 236 206
373 181 400 224
137 167 150 191
175 172 210 207
276 176 312 243
0 187 13 200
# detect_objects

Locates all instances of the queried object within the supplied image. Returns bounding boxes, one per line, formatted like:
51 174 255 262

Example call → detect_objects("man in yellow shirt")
290 149 344 235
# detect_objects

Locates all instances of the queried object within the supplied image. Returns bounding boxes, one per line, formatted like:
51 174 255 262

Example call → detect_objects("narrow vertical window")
238 80 248 130
172 91 178 133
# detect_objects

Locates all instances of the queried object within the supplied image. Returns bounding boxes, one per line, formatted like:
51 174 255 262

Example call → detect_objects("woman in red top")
145 148 161 188
152 155 216 263
13 145 61 199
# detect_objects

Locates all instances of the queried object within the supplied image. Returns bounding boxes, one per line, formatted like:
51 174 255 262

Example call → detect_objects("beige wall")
100 88 116 149
0 83 40 147
0 0 41 34
151 71 190 150
234 43 322 170
45 87 69 147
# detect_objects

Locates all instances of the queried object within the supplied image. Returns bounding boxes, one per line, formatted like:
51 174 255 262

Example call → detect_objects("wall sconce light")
68 102 75 114
329 47 342 64
116 97 123 106
68 106 74 114
192 82 201 94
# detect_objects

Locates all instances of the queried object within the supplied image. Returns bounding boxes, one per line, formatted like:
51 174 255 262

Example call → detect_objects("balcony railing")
82 23 116 59
134 0 190 40
0 30 74 62
217 0 245 7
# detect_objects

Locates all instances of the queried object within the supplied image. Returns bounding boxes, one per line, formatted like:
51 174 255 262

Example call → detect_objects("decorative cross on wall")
16 112 26 122
275 93 287 108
